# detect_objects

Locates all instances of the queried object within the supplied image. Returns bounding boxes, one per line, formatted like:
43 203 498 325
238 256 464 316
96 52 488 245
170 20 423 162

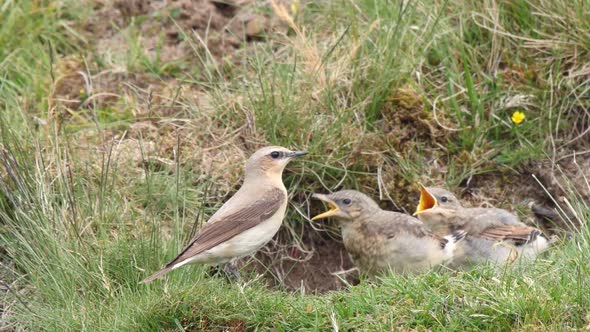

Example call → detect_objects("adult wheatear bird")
414 185 550 267
141 146 307 283
311 190 465 277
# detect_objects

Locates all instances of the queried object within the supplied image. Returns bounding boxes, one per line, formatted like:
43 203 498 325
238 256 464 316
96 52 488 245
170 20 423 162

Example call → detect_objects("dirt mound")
537 156 590 205
52 0 282 123
380 85 450 153
532 154 590 231
86 0 279 64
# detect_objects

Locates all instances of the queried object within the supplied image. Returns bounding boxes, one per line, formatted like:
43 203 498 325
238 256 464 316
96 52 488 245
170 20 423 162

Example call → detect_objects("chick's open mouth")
414 185 437 215
311 195 340 221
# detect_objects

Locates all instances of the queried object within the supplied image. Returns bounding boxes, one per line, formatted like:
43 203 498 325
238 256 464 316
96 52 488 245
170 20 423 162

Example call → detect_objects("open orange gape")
414 184 437 216
311 194 340 220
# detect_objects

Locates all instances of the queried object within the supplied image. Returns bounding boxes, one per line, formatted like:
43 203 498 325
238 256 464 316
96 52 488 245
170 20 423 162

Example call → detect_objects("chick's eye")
342 199 352 205
440 196 448 203
270 151 280 159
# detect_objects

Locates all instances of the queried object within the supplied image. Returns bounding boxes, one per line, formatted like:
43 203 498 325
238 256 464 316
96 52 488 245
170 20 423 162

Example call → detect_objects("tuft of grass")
1 134 589 330
1 0 590 330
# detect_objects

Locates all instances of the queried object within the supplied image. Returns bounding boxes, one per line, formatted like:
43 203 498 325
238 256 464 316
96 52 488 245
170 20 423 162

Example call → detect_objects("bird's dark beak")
287 150 308 158
414 183 437 216
311 193 340 221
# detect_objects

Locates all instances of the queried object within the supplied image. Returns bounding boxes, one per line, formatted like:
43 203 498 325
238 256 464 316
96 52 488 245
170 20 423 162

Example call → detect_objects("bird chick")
312 190 465 277
142 146 307 283
414 185 550 267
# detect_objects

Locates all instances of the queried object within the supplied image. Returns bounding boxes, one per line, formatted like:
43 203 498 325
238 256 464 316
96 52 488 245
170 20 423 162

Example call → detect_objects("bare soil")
86 0 277 62
251 225 359 292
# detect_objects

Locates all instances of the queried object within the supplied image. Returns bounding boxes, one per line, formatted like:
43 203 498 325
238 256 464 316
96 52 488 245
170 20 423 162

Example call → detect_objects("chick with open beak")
312 190 465 277
414 184 550 267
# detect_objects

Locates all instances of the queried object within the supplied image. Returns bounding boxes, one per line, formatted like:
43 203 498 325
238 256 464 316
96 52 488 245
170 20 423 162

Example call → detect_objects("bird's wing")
469 208 521 226
479 225 541 245
164 187 286 267
372 212 442 243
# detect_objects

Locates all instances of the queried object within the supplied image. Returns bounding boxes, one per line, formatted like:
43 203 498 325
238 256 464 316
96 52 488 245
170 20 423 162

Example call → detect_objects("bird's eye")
440 196 448 203
270 151 280 159
342 199 352 205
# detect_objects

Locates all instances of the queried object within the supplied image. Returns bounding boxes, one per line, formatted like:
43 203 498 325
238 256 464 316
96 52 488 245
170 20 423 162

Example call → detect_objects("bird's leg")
223 261 242 281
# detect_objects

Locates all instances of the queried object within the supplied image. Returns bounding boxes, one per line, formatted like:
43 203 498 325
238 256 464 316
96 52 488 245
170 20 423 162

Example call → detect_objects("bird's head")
413 184 462 220
245 146 308 180
311 190 380 222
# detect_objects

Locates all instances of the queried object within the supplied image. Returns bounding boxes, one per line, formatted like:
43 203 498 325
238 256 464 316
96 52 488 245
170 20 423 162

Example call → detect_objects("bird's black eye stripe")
342 198 352 205
270 151 281 159
440 196 448 203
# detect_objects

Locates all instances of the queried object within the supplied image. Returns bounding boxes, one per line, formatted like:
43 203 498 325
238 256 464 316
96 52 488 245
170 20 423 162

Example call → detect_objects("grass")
1 0 590 330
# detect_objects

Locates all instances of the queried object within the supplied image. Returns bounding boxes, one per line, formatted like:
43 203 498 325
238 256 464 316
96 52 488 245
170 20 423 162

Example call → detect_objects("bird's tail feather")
140 266 174 283
442 230 467 262
527 229 541 243
451 230 467 242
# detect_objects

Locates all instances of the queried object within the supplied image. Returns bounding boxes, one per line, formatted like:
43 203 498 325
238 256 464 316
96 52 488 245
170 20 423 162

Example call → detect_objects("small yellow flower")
511 111 525 125
305 303 313 313
79 89 86 95
290 0 300 15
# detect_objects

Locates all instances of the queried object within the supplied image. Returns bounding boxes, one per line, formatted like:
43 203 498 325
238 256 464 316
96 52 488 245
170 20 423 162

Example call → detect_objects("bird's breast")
216 200 288 257
342 226 387 264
